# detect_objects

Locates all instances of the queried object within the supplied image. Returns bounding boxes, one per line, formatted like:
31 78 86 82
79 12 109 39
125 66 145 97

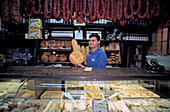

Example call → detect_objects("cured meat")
76 0 83 23
53 0 61 19
90 0 97 20
116 0 123 20
138 0 149 19
70 0 78 20
1 0 10 23
83 0 92 17
25 0 33 17
44 0 52 19
124 0 134 19
10 0 22 24
62 0 70 22
97 0 105 20
32 0 42 14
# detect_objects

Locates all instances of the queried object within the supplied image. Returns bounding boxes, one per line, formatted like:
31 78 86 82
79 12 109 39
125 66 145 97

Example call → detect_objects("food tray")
114 85 147 91
0 90 7 99
117 90 160 99
16 90 35 98
85 93 105 100
84 86 101 91
41 91 64 99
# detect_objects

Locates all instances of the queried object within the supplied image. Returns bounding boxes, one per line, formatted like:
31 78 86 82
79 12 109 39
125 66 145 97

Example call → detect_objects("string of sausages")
20 0 161 26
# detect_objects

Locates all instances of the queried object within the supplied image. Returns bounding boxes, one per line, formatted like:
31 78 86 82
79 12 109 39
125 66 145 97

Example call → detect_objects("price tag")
92 99 108 112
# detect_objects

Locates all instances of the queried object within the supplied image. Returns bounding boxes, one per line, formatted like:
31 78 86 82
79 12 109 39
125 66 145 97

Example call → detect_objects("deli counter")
0 66 170 111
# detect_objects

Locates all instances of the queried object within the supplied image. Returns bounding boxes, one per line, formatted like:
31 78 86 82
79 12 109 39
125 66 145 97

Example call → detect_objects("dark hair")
89 33 100 41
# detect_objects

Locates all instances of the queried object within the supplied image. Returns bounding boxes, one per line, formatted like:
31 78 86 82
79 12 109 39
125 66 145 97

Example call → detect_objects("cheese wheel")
69 51 84 64
71 39 79 51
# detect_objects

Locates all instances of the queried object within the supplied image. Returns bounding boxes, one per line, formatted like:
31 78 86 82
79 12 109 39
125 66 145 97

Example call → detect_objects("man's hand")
75 62 85 68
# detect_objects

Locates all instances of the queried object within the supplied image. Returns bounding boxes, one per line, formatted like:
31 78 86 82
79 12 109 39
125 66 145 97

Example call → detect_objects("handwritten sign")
92 99 108 112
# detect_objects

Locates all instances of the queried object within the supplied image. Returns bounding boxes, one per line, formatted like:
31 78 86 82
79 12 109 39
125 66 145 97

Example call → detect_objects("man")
75 33 107 68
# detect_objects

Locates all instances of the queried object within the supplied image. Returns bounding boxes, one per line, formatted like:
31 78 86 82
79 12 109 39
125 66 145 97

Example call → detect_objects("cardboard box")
29 19 43 29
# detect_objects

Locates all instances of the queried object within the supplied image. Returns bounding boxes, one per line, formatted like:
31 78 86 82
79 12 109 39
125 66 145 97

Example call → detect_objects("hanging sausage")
53 0 61 19
97 0 105 20
19 0 28 18
32 0 42 14
90 0 97 20
138 0 149 19
70 0 78 20
124 0 134 19
76 0 83 22
62 0 70 22
25 0 33 17
44 0 52 19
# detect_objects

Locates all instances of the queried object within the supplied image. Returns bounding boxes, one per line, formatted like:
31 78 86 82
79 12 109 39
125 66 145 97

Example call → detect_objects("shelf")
37 62 71 64
39 48 72 52
105 50 120 52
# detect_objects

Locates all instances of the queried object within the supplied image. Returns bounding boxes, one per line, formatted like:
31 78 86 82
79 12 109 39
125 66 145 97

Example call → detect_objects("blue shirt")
86 46 107 68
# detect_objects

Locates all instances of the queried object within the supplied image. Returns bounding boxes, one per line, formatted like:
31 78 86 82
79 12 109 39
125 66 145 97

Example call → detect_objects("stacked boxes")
28 19 43 39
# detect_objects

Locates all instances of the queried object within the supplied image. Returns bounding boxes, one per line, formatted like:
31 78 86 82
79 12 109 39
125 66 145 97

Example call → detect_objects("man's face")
89 36 100 49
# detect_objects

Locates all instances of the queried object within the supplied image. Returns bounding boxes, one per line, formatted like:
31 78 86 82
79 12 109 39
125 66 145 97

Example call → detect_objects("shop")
0 0 170 111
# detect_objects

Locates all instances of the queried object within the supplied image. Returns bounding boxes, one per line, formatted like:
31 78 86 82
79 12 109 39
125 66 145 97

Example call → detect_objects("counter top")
0 66 169 80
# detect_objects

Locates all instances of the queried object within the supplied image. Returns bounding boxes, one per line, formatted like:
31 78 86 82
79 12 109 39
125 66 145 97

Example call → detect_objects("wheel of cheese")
41 55 48 62
71 39 79 51
69 51 84 64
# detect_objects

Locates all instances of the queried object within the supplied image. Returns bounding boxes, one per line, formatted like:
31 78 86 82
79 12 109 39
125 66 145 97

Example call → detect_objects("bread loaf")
71 39 79 51
69 51 84 64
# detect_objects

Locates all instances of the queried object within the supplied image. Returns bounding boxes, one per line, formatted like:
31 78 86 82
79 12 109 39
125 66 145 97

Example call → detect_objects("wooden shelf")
39 48 72 52
105 50 120 52
37 62 71 64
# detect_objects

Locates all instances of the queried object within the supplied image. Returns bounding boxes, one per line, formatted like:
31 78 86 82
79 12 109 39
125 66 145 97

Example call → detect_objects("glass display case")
0 66 170 112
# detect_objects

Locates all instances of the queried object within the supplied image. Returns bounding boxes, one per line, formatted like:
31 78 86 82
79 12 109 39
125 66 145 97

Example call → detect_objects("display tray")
40 91 64 99
113 84 148 91
85 93 105 100
0 90 7 99
16 90 35 98
84 86 101 91
117 90 160 99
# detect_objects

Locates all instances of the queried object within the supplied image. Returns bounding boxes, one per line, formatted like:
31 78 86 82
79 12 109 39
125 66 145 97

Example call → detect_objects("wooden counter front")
0 66 169 80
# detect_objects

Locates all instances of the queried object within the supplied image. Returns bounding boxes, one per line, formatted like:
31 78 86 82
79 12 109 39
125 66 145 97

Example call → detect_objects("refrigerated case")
0 66 170 111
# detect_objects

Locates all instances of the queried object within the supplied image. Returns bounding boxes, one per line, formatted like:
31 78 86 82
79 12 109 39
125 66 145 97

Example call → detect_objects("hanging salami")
116 0 123 21
32 0 42 14
138 0 149 19
19 0 27 18
83 0 92 17
25 0 33 17
133 0 142 16
76 0 83 22
44 0 52 19
90 0 97 20
97 0 105 20
62 0 70 22
70 0 78 20
53 0 61 19
124 0 134 19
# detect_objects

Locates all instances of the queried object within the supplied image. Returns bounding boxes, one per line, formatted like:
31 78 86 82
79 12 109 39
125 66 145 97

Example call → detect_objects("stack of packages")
28 19 43 39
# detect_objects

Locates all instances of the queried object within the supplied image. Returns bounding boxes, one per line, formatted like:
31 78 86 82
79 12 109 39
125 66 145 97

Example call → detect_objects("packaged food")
28 19 43 29
28 29 42 39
